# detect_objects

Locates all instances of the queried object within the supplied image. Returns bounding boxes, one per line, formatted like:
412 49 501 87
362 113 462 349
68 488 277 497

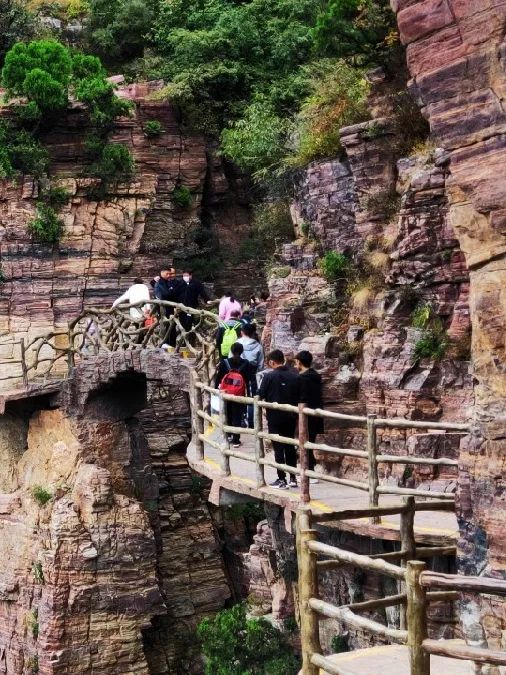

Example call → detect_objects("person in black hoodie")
154 267 182 347
259 349 299 489
215 343 252 448
177 269 213 332
295 350 324 480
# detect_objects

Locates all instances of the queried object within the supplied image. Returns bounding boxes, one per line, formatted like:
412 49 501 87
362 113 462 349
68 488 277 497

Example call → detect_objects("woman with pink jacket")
219 292 242 321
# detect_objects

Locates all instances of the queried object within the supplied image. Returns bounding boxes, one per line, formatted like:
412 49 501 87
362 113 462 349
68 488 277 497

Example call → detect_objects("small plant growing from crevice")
26 655 38 673
410 302 433 329
172 185 192 208
89 144 135 185
27 608 39 639
300 221 310 238
414 329 448 361
330 634 349 654
27 205 64 244
143 120 163 138
319 251 351 283
32 486 52 506
0 266 5 283
32 562 44 585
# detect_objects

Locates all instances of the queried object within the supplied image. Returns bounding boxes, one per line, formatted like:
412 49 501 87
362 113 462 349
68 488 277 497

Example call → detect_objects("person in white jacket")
112 278 151 321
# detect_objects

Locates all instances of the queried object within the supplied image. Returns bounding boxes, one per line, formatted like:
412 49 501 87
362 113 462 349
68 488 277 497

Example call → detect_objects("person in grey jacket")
235 323 265 427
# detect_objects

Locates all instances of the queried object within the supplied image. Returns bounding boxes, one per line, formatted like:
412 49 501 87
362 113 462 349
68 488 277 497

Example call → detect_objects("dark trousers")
308 427 319 471
269 416 297 482
226 402 245 443
246 372 258 428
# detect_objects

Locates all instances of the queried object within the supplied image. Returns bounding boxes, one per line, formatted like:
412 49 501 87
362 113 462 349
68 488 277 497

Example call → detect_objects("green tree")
2 40 72 116
198 603 299 675
86 0 156 64
313 0 400 68
0 0 35 67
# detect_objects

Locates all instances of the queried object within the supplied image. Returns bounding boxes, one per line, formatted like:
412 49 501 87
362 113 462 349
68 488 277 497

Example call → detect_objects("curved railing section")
6 300 220 389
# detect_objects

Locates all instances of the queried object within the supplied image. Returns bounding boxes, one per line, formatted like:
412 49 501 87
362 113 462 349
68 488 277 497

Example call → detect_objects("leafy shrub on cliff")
0 0 36 67
89 143 135 183
28 204 64 244
2 40 131 127
0 123 49 178
319 251 351 282
198 603 300 675
86 0 156 65
171 185 192 208
414 329 448 361
31 486 52 506
143 119 163 138
313 0 401 70
290 59 370 166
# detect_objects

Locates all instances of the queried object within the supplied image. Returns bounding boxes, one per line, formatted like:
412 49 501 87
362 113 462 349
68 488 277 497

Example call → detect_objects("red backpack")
219 360 246 397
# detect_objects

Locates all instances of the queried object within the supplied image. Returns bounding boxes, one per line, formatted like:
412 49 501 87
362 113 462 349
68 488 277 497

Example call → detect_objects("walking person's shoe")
269 478 288 489
232 441 241 448
287 478 298 488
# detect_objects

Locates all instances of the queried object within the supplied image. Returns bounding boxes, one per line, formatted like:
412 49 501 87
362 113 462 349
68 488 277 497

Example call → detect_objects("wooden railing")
189 379 470 508
4 300 220 388
296 504 506 674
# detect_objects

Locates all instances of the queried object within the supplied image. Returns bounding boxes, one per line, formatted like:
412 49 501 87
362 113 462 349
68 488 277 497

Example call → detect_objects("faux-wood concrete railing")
190 379 470 510
4 300 220 388
296 505 506 675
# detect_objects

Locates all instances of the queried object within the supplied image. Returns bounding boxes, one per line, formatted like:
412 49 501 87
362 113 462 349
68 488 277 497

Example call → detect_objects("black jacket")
215 357 252 389
259 365 299 426
154 278 183 302
177 279 210 308
299 368 324 434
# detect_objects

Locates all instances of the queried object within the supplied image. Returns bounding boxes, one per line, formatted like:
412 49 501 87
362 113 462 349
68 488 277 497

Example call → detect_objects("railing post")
191 374 205 461
406 560 429 675
219 392 231 476
296 509 321 675
367 413 379 523
254 396 265 488
299 403 310 504
400 497 416 629
19 339 29 388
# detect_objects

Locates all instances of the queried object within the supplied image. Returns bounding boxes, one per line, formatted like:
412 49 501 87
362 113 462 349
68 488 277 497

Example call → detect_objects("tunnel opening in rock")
84 371 148 421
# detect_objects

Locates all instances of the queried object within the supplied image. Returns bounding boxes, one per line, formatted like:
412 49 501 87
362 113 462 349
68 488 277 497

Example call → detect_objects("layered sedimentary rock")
393 0 506 653
0 82 253 390
265 119 472 492
0 351 229 673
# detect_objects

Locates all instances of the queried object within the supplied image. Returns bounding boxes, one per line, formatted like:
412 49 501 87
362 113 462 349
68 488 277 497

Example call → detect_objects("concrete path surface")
187 426 459 546
319 643 471 674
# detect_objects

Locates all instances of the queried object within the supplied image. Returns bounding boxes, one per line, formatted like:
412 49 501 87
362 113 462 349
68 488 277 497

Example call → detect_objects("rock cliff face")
265 117 472 491
0 82 253 389
0 352 229 673
393 0 506 651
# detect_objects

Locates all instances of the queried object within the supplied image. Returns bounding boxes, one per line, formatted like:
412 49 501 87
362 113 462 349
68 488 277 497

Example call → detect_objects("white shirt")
112 283 151 320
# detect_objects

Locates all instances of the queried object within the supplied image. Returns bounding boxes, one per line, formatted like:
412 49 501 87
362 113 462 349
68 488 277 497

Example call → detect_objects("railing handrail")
296 506 506 674
191 379 465 507
195 381 471 432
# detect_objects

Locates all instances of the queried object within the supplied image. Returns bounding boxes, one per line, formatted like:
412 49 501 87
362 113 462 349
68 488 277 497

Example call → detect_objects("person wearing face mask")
177 269 214 332
154 267 183 347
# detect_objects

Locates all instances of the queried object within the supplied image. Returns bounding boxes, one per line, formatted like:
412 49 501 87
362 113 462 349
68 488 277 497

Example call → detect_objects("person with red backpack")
215 342 252 448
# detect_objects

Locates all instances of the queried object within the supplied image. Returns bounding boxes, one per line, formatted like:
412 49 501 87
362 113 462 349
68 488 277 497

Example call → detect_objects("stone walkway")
187 427 459 546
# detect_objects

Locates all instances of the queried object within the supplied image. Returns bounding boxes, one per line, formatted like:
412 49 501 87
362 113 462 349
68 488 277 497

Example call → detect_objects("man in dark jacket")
259 349 299 490
177 270 213 332
154 267 182 347
215 343 252 448
295 350 324 479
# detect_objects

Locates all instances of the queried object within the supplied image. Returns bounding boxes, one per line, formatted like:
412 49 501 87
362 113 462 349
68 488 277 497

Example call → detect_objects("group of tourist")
112 269 324 491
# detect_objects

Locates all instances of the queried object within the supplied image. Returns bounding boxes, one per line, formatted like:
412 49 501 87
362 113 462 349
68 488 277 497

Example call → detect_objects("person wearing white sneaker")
269 479 288 490
295 350 325 476
287 478 298 488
